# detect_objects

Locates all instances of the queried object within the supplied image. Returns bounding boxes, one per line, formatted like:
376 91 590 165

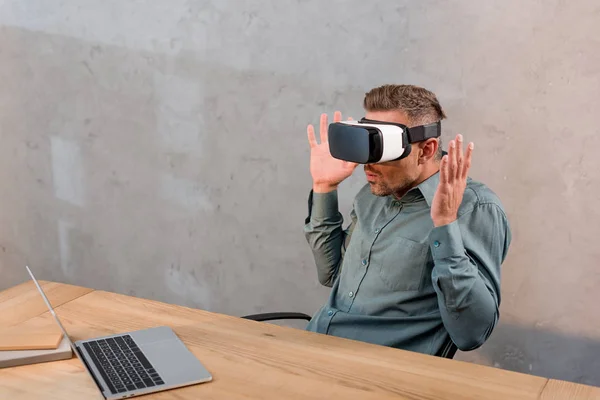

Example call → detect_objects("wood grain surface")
540 380 600 400
0 280 92 327
0 282 597 399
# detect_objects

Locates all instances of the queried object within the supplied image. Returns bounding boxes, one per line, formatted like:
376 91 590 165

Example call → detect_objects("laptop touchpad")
132 327 211 384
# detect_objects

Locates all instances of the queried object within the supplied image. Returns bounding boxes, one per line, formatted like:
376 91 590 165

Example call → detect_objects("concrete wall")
1 0 599 387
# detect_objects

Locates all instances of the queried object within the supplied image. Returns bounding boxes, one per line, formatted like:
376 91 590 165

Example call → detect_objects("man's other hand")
431 134 474 227
307 111 358 193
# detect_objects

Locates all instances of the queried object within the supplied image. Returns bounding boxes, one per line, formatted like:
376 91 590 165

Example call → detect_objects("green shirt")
303 171 511 355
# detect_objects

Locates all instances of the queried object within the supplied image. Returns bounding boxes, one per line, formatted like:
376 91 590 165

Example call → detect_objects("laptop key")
126 385 136 391
135 382 146 389
82 342 117 395
155 379 165 385
133 351 153 370
143 379 155 387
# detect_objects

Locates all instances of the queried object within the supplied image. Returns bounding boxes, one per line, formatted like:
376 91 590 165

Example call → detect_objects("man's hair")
363 84 446 160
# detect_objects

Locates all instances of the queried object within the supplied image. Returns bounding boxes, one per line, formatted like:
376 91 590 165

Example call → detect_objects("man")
303 84 511 356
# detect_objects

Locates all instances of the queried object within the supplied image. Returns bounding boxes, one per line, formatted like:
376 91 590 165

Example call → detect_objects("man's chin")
368 182 390 197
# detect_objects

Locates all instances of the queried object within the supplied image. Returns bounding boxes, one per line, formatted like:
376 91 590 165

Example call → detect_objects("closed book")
0 336 72 368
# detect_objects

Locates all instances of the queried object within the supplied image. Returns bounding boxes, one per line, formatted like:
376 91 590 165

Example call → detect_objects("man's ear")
419 138 438 163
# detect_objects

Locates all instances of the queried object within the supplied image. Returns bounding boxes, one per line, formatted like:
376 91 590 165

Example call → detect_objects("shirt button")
361 259 368 266
349 291 354 298
375 228 380 234
434 240 440 247
327 310 333 316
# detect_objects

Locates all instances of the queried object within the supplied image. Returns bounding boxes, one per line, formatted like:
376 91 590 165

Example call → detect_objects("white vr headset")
328 118 441 164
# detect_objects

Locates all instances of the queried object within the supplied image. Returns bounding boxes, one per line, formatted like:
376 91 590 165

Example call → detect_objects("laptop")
25 266 212 399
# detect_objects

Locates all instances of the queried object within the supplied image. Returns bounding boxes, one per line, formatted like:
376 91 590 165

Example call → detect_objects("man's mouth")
365 170 379 181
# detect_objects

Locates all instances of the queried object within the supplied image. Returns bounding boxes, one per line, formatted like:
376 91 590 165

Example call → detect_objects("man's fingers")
345 161 359 170
320 113 328 143
440 154 449 184
334 111 342 123
462 142 474 179
307 124 317 148
456 134 464 179
448 139 458 182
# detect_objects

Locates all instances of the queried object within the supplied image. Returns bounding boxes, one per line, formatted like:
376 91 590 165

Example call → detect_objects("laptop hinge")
76 344 109 398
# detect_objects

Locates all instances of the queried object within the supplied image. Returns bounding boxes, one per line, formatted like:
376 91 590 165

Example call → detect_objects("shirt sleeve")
304 189 357 287
429 202 511 351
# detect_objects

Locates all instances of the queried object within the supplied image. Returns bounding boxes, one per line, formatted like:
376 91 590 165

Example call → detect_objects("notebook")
0 330 64 351
0 336 72 368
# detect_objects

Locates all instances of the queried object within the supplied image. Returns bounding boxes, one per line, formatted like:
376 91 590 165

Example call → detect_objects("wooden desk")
540 380 600 399
0 281 597 399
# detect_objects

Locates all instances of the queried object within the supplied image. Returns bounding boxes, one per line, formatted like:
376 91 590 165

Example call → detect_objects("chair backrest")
243 312 458 359
436 337 458 359
241 312 312 322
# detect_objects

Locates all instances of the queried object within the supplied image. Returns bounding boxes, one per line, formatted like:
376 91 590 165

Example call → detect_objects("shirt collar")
408 150 446 206
387 151 446 207
390 169 444 207
412 171 439 207
387 172 438 207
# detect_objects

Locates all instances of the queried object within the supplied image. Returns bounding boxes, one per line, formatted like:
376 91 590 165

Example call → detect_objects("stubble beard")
368 178 414 198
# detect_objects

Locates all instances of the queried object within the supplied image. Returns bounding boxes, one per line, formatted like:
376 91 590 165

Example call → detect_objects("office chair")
241 312 458 359
241 312 312 322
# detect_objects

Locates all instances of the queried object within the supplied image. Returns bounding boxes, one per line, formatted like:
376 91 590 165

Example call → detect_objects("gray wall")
1 0 599 387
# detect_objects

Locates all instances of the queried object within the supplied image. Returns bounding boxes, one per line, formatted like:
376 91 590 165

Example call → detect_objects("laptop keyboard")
82 335 165 394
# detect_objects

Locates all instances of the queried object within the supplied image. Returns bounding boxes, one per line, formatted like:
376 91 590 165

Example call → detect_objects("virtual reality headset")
328 118 441 164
